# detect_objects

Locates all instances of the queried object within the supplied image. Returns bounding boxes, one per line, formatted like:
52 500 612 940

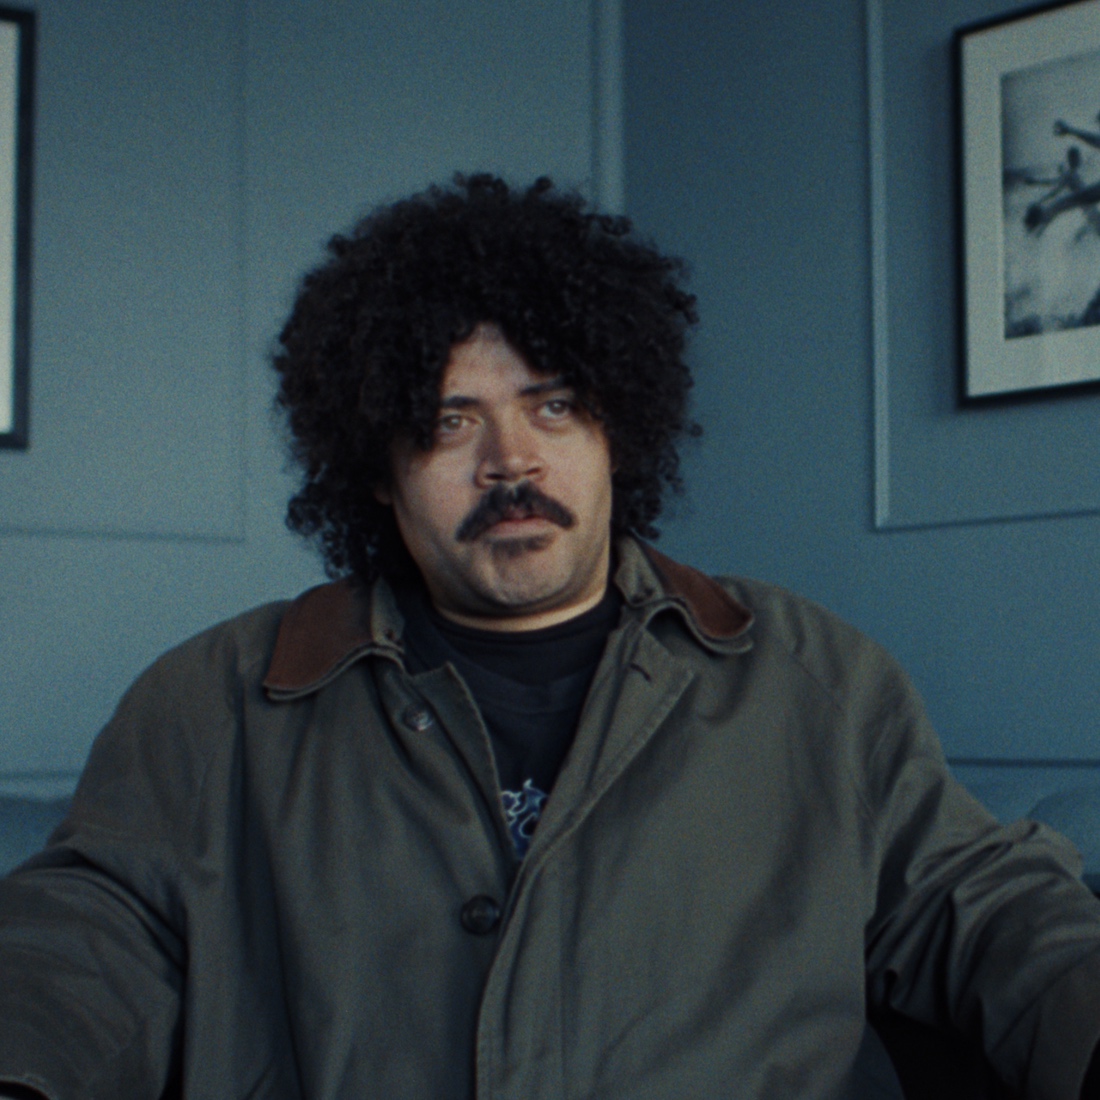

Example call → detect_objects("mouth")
484 513 555 537
491 503 549 524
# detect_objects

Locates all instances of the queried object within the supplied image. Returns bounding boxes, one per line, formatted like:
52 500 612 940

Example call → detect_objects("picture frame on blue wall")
957 0 1100 402
0 5 32 450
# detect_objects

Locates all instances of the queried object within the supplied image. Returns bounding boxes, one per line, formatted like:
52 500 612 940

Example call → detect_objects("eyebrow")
438 377 571 410
520 377 570 398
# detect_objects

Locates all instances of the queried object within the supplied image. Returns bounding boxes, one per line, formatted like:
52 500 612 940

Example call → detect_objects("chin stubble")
487 533 555 560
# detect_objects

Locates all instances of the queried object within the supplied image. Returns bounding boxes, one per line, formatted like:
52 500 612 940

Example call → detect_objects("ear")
373 483 393 506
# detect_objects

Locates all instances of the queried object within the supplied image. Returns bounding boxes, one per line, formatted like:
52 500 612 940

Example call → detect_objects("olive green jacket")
1 539 1099 1099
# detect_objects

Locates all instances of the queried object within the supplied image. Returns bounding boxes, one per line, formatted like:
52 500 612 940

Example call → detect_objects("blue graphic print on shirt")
502 779 548 858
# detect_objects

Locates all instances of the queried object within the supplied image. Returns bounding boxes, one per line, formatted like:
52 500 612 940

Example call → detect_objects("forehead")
441 324 559 399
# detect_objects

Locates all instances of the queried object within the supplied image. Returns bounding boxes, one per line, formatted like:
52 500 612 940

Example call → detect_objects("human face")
376 325 613 631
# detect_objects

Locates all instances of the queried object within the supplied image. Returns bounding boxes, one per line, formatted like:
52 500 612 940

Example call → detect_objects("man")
1 174 1100 1099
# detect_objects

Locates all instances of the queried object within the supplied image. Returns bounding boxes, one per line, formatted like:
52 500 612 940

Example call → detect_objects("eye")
540 397 576 420
434 412 470 440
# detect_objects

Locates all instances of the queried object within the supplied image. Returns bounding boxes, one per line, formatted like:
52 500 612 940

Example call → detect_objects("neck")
431 583 609 633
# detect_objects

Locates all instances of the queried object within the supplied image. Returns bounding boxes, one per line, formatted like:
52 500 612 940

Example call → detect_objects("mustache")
455 482 576 542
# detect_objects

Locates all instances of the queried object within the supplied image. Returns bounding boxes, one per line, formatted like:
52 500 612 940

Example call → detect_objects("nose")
476 416 542 486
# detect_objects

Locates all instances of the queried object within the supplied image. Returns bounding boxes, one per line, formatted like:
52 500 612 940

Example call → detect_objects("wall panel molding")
592 0 624 213
0 0 248 542
867 0 1100 531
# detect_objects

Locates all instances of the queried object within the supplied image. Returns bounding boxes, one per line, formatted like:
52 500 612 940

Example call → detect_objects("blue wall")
0 0 615 794
2 0 1098 835
623 0 1100 819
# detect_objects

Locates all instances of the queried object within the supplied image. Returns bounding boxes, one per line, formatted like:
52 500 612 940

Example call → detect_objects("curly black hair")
274 173 700 583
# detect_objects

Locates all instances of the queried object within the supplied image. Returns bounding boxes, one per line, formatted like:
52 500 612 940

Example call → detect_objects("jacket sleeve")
861 663 1100 1100
0 852 184 1100
0 623 245 1100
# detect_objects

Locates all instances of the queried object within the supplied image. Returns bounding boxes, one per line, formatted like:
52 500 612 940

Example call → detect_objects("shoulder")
42 597 302 864
73 599 297 804
716 574 870 658
130 597 294 706
712 573 919 720
705 574 950 822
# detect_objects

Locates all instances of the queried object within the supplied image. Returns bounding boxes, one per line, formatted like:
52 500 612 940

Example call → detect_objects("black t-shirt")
395 582 622 855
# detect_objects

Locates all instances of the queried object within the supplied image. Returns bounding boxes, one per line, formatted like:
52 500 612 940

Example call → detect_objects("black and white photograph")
0 5 32 450
1003 48 1100 338
959 0 1100 398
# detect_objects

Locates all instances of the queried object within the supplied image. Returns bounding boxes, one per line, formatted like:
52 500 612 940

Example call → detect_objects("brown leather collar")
263 577 378 697
263 543 753 696
639 545 753 640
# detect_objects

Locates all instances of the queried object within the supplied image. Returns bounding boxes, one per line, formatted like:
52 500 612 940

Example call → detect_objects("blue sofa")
0 796 71 876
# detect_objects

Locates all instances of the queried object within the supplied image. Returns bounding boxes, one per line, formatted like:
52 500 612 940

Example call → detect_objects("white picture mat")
961 0 1100 396
0 21 17 435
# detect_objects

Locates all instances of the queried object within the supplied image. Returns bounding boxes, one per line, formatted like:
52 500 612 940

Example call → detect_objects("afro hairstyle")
273 173 700 584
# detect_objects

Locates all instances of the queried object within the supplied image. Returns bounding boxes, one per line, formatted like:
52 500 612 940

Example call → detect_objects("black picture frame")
957 0 1100 402
0 5 33 449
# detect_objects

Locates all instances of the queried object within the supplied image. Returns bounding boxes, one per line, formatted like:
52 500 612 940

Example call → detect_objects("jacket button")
460 895 501 935
401 704 433 732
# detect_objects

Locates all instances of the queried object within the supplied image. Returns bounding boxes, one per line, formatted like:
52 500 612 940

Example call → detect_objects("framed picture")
957 0 1100 400
0 5 32 449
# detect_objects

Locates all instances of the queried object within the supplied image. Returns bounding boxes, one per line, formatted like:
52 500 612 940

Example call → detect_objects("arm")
0 847 184 1099
0 627 239 1097
862 676 1100 1098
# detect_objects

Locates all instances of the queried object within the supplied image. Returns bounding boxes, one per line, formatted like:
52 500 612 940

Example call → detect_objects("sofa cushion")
0 797 71 877
1028 785 1100 892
